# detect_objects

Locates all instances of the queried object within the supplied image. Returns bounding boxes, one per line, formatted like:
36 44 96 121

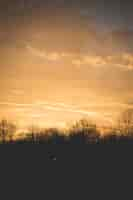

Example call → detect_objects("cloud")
35 101 99 117
26 44 64 62
26 44 133 70
72 54 133 70
0 100 114 124
0 100 96 115
0 102 32 107
35 101 78 109
72 56 106 67
26 45 47 59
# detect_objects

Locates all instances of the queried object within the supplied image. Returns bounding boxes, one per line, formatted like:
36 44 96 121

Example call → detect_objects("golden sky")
1 0 133 130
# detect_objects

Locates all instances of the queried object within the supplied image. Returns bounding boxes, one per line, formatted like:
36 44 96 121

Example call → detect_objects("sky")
0 0 133 130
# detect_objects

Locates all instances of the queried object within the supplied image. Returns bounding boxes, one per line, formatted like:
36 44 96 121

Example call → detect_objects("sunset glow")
1 0 133 134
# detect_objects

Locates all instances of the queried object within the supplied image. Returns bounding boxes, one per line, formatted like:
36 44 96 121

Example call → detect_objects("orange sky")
1 3 133 131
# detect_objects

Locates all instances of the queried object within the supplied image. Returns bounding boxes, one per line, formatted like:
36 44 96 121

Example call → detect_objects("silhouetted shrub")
68 119 100 144
0 119 16 143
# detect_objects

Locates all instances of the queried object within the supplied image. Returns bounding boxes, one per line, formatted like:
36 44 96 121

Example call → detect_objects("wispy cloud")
0 102 32 107
72 54 133 70
1 100 133 110
26 44 66 62
0 100 117 124
26 44 133 70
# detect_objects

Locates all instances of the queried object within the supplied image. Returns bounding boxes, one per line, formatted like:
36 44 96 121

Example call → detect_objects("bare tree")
28 125 40 142
8 123 16 142
118 109 133 135
69 118 99 143
0 119 16 143
0 120 8 143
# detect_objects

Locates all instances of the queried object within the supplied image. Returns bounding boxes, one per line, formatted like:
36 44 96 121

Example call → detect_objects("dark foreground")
2 134 133 162
4 133 133 144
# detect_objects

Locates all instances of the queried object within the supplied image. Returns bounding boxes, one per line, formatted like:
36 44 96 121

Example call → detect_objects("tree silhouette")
45 128 66 144
0 119 16 143
28 125 41 143
69 118 100 144
8 123 16 142
118 109 133 135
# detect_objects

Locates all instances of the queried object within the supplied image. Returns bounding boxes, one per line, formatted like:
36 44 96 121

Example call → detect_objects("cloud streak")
0 100 126 124
26 45 69 62
26 44 133 70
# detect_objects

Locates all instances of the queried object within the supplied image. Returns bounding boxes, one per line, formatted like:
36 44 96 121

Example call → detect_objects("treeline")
0 109 133 144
